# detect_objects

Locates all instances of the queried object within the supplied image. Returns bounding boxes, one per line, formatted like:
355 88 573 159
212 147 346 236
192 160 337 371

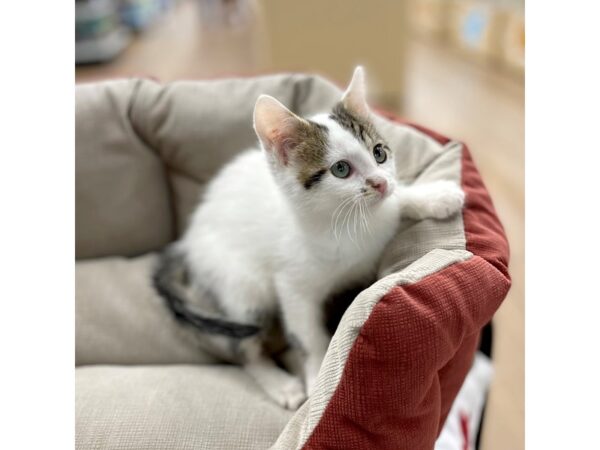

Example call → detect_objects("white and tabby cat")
154 67 465 409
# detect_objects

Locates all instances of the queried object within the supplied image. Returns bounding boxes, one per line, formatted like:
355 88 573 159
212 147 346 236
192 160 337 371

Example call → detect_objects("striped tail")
153 247 260 339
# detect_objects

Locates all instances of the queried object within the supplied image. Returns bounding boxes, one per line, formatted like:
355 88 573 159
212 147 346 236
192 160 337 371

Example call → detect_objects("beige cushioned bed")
76 75 344 449
76 74 509 449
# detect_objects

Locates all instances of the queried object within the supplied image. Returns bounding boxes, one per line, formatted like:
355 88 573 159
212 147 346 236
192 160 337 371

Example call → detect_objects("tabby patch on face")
294 120 330 190
329 102 382 149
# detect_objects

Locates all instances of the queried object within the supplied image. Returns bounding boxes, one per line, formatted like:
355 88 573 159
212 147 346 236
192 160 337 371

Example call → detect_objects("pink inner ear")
342 67 370 119
254 95 302 166
343 89 369 119
268 126 300 166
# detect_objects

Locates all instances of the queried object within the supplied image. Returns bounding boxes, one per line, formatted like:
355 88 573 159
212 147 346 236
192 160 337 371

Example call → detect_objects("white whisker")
359 199 367 237
343 199 356 243
331 196 355 241
362 197 372 238
330 192 375 247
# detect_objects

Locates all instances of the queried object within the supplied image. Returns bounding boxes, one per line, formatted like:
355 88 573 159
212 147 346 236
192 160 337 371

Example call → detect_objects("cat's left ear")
341 66 370 119
254 95 306 166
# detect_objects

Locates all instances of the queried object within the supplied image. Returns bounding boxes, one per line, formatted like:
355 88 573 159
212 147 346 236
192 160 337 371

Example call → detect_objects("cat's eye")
373 144 387 164
330 160 351 178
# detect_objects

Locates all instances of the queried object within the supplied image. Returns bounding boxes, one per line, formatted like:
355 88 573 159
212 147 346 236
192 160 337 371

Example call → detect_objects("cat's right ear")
253 95 305 166
341 66 370 119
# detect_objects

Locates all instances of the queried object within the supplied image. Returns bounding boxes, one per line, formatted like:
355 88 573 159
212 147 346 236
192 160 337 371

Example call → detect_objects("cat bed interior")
75 74 510 449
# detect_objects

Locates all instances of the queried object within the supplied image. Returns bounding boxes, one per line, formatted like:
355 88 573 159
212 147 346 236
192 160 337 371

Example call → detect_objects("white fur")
176 67 465 408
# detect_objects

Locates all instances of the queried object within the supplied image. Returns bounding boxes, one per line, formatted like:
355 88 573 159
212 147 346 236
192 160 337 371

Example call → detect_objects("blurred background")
75 0 524 448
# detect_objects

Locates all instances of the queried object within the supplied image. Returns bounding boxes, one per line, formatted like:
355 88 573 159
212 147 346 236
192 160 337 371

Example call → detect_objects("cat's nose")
366 177 388 195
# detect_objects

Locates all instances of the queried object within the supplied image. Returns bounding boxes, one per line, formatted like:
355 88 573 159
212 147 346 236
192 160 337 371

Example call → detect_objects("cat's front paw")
269 376 307 410
428 182 465 219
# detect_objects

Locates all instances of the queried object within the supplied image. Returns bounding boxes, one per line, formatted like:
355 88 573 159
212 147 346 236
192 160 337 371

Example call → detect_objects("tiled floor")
77 2 524 448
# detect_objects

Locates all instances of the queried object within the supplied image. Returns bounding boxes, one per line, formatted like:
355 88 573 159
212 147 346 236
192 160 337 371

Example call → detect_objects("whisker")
363 197 373 236
330 193 374 247
331 196 354 241
353 198 359 236
343 199 356 243
331 197 348 234
360 200 367 237
337 200 352 241
359 198 370 247
349 194 363 246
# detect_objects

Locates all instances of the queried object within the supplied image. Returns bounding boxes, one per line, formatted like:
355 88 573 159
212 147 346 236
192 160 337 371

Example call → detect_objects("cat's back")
182 149 286 267
200 148 283 220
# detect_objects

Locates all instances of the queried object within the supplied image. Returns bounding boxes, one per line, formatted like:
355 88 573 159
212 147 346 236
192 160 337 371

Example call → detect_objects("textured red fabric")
461 145 510 278
303 123 511 449
303 258 509 450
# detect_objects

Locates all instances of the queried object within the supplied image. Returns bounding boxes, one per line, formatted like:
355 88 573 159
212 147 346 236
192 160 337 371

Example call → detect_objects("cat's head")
253 67 397 220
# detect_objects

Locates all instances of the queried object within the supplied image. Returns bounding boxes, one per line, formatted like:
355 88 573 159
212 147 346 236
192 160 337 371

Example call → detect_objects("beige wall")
258 0 408 110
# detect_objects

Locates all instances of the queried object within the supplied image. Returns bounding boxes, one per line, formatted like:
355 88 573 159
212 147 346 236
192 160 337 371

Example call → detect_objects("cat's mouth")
362 186 393 202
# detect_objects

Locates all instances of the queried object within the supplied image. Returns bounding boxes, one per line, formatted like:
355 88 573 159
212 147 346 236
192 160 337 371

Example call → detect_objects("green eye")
330 160 351 178
373 144 387 163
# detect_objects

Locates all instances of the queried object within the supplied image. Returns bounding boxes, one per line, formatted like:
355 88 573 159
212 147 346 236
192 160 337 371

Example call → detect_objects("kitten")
154 67 465 409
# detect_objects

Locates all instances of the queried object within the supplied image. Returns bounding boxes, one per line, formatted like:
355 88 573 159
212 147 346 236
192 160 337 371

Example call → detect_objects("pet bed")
75 73 510 449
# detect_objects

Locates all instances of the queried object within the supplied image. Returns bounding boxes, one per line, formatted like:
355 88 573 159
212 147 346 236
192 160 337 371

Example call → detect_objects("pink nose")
366 177 388 195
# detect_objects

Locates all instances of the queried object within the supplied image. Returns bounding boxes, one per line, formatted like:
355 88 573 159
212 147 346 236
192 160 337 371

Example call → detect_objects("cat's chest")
298 245 377 299
303 236 384 281
279 202 400 286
